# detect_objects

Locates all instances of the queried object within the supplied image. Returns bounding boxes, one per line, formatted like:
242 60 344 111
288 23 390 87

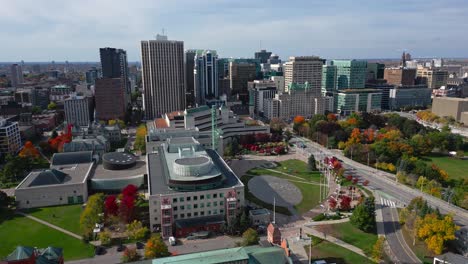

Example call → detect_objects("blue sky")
1 0 467 62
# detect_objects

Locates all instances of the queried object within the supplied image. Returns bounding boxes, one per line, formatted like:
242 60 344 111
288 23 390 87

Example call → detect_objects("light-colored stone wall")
16 182 87 208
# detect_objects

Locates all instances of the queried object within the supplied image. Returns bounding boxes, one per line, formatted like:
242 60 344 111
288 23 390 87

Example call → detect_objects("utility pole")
309 238 312 264
273 196 276 224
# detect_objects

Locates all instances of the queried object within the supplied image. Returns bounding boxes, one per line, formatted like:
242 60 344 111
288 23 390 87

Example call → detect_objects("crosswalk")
380 197 396 208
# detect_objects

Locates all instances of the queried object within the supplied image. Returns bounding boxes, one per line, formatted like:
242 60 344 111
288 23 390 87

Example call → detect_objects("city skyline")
2 0 468 61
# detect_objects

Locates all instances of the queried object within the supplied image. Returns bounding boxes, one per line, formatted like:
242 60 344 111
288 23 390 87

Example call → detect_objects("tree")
80 193 105 239
0 190 9 207
371 236 385 262
99 230 112 246
121 247 141 263
31 106 42 114
269 118 286 134
241 228 259 246
308 155 317 171
328 198 337 211
340 196 352 211
47 102 57 110
350 197 376 232
239 210 250 232
127 220 149 241
51 130 58 139
105 195 119 216
416 214 459 254
144 234 170 259
134 124 147 153
18 141 40 159
109 119 126 129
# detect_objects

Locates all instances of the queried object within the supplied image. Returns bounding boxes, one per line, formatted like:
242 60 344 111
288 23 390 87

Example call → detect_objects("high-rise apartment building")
284 56 324 96
331 60 367 90
141 35 185 119
10 64 24 88
95 78 127 121
248 80 277 117
277 83 325 119
99 47 130 95
0 119 21 155
64 96 94 127
384 68 416 86
255 49 272 64
185 50 197 107
194 50 219 105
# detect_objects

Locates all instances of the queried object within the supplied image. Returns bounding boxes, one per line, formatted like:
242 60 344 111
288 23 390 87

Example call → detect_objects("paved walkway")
264 168 322 185
307 218 349 226
16 211 82 240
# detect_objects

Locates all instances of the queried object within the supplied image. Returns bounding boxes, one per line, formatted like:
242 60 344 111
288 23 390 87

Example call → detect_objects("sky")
1 0 468 62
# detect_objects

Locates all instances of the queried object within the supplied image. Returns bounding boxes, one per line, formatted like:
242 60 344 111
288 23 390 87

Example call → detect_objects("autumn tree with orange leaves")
144 233 170 259
18 141 40 158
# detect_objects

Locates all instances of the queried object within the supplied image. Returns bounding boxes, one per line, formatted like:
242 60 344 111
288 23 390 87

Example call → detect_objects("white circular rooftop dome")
173 156 212 177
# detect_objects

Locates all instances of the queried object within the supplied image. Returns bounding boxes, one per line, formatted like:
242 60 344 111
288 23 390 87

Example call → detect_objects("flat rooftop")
148 147 243 195
92 159 147 180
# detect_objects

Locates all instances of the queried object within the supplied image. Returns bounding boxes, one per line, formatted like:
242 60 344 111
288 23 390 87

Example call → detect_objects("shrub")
313 213 326 221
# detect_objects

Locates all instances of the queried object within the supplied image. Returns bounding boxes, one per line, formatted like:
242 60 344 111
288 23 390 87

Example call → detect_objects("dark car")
117 244 126 252
95 246 106 256
136 241 145 249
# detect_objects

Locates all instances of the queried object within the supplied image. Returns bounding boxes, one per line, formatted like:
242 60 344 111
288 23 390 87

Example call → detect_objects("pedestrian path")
16 211 82 240
380 197 397 208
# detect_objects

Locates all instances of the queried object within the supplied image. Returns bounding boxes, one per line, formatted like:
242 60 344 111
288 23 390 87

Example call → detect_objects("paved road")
295 136 468 226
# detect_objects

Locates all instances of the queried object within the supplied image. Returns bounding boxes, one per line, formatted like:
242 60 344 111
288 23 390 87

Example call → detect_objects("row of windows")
172 192 224 203
155 209 225 222
172 201 224 211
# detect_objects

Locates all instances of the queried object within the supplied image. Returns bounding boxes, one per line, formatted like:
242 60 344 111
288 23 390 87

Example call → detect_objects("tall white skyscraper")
284 56 323 96
141 35 185 119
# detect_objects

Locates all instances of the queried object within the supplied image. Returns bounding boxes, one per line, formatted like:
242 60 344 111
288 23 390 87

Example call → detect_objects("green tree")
239 210 250 232
350 197 376 232
31 106 42 114
241 228 259 246
99 230 112 246
80 193 105 239
126 220 149 241
0 190 9 207
308 155 317 171
144 233 170 259
47 102 57 110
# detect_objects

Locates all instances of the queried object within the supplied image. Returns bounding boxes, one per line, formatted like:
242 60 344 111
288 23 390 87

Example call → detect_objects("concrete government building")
147 137 244 238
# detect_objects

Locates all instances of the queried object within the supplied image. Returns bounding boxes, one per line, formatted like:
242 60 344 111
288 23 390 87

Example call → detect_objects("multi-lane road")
294 135 467 263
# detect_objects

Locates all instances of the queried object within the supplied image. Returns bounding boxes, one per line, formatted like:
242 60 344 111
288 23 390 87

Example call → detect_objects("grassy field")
316 222 378 255
0 209 94 261
422 153 468 181
245 159 322 214
304 237 374 264
24 204 83 234
400 224 433 264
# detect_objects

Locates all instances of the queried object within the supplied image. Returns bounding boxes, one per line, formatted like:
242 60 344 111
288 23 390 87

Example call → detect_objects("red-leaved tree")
122 184 138 198
346 175 353 181
120 195 136 223
340 196 352 211
352 178 359 185
329 198 337 210
105 195 119 216
363 180 369 186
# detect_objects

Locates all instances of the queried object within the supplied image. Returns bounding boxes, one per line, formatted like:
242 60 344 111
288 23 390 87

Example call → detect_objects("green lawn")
0 209 94 261
422 153 468 181
24 204 83 235
317 222 378 255
304 237 374 264
245 159 322 214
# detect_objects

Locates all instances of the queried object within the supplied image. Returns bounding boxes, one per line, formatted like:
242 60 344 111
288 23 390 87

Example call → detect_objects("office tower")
229 62 256 102
255 49 272 64
32 87 50 109
185 50 196 107
416 67 448 89
0 119 21 155
284 56 324 96
248 80 277 117
367 63 385 81
85 67 100 85
99 47 130 94
322 65 337 94
194 50 219 105
64 96 94 126
389 85 432 110
95 78 126 121
141 35 185 119
10 64 24 87
384 68 416 86
331 60 367 90
336 89 382 115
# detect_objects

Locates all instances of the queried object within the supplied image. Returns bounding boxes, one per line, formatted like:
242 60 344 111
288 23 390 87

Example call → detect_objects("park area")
422 152 468 181
305 235 374 264
0 208 94 261
24 204 82 234
242 159 322 215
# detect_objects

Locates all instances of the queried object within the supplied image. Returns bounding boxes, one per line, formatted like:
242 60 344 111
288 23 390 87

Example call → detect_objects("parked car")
136 241 145 249
117 244 126 252
95 246 106 256
169 236 176 246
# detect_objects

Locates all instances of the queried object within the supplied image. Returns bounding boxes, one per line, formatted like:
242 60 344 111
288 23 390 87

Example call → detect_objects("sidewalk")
307 218 349 226
16 211 82 240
